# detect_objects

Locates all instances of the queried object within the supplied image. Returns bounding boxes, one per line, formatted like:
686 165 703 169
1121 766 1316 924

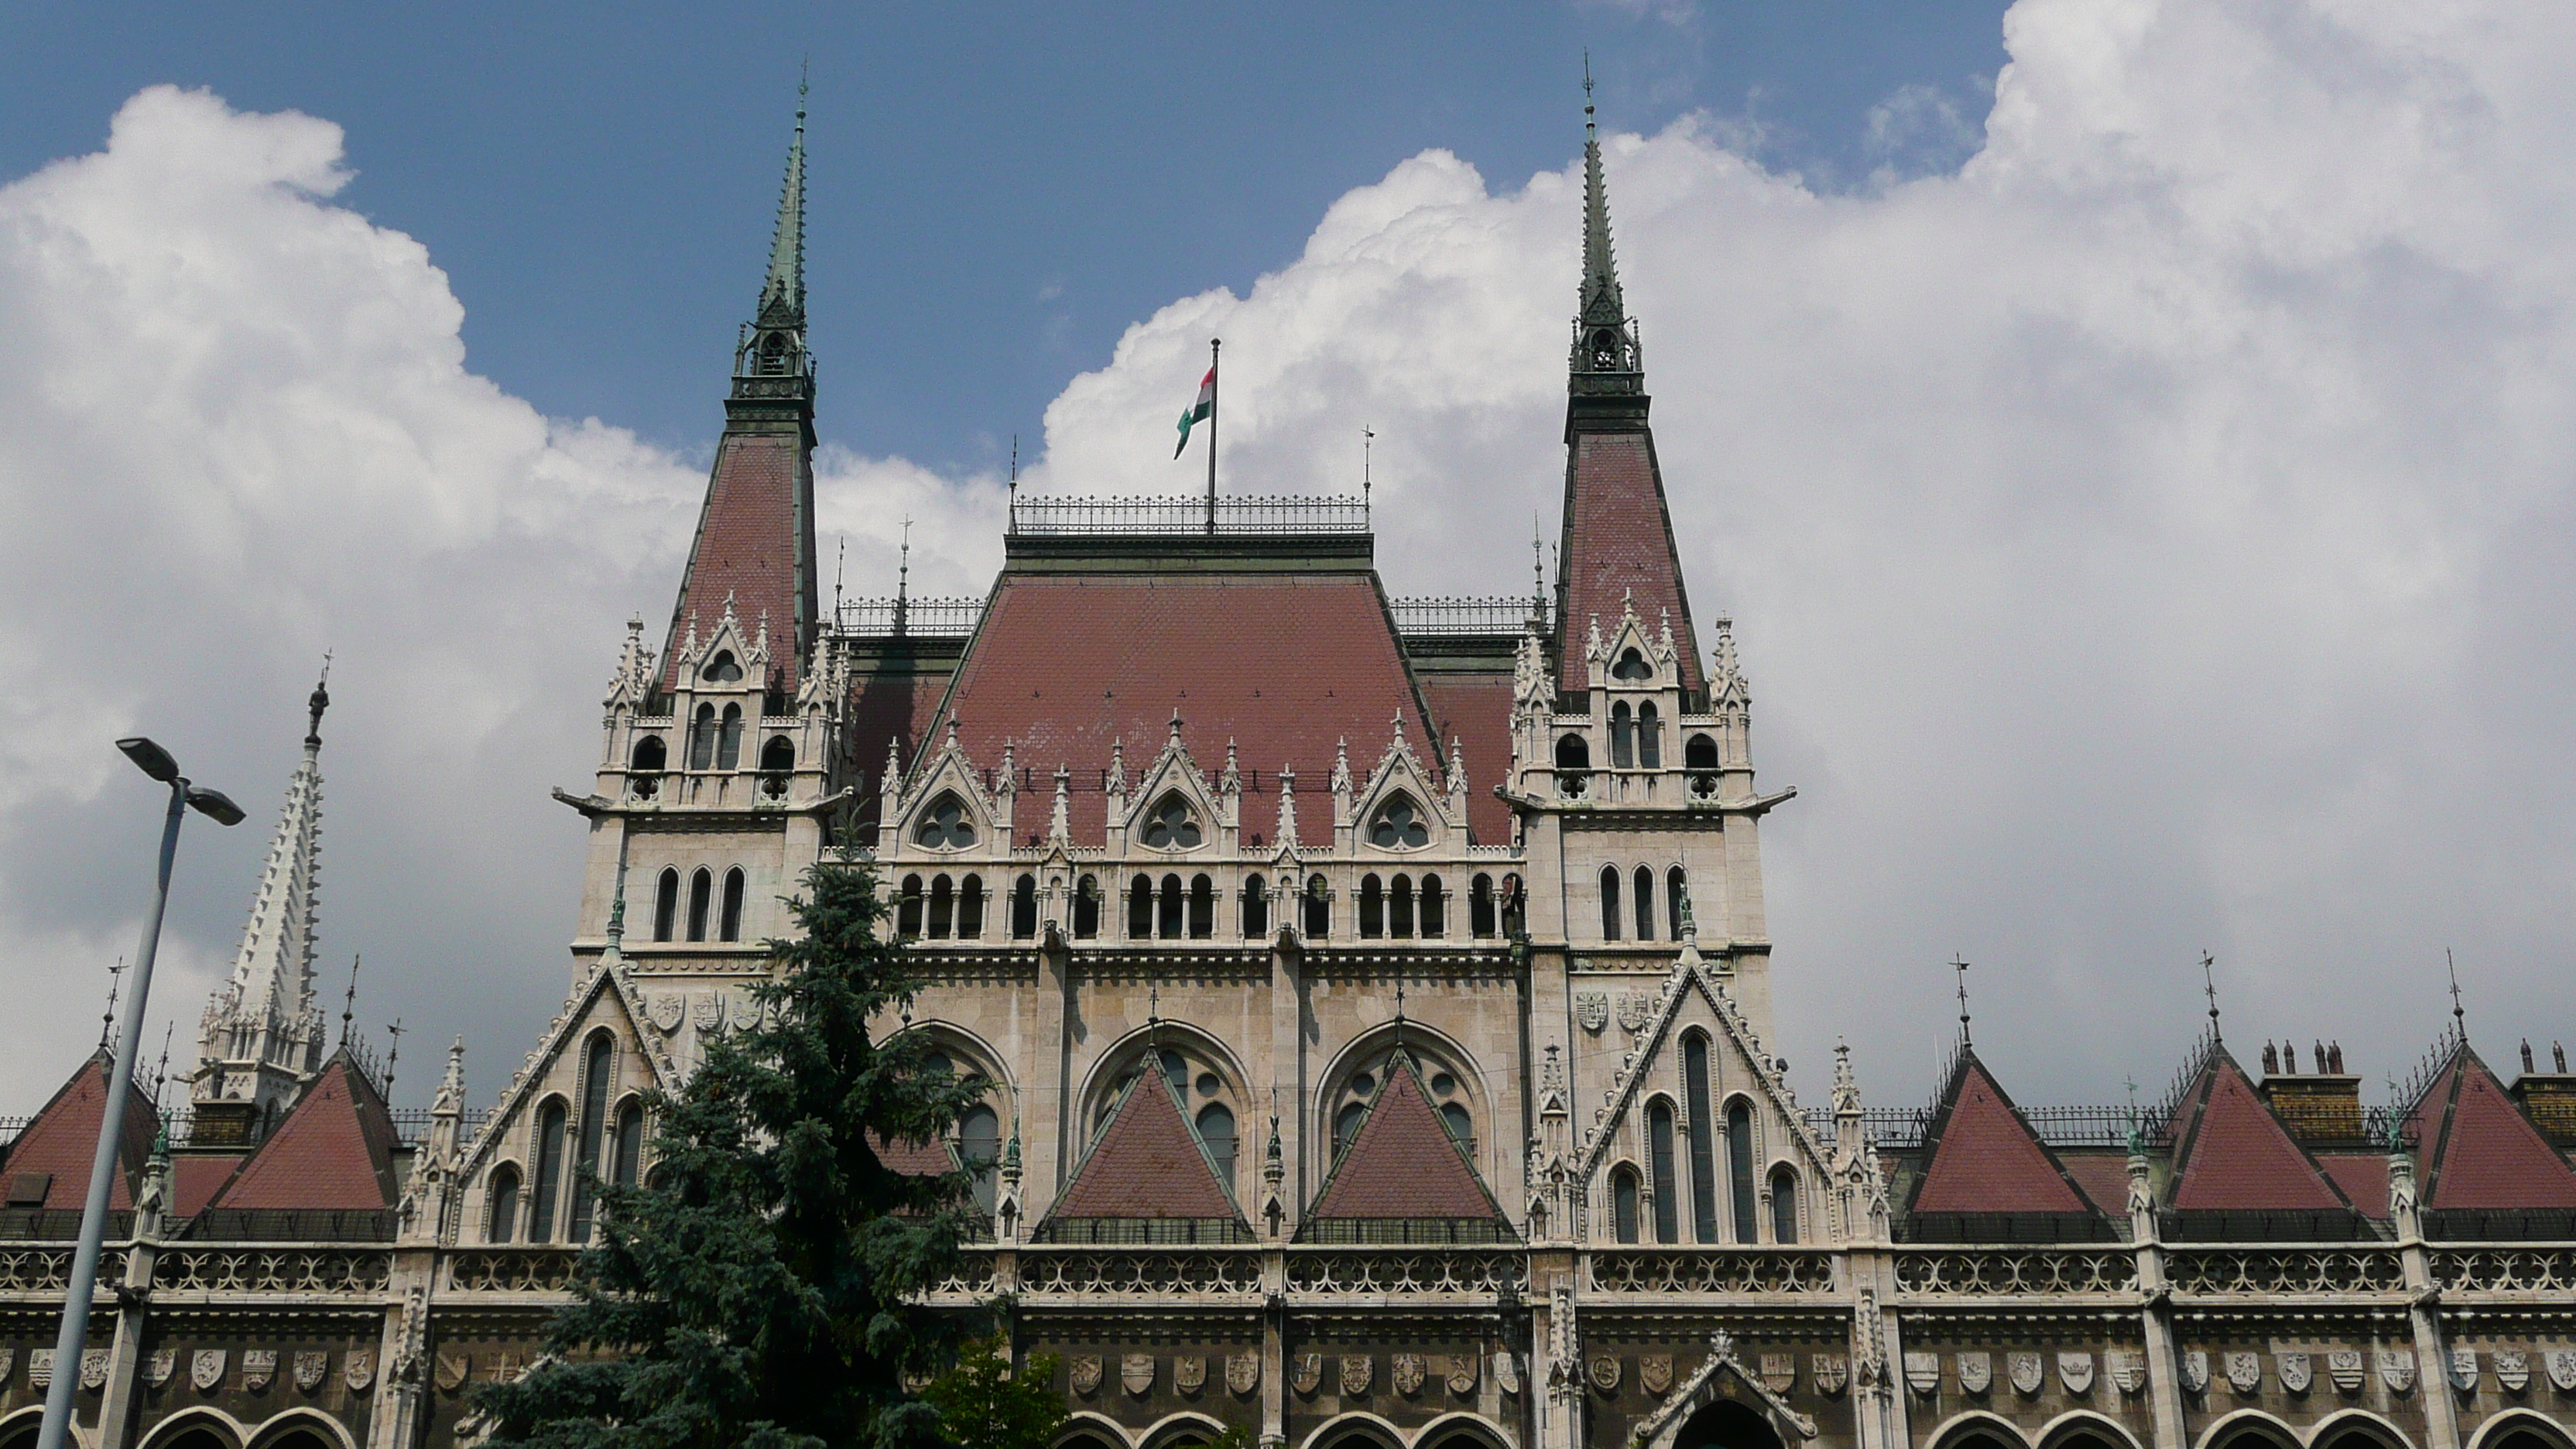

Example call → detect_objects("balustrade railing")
2163 1247 2403 1295
1011 495 1368 536
834 597 985 638
1893 1248 2138 1297
1284 1246 1527 1297
2431 1246 2576 1294
156 1247 390 1294
1586 1249 1838 1295
1014 1248 1262 1297
1388 598 1550 637
0 1246 124 1293
445 1248 581 1294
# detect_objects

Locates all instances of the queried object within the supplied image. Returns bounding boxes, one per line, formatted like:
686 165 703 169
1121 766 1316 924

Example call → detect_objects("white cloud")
6 0 2576 1118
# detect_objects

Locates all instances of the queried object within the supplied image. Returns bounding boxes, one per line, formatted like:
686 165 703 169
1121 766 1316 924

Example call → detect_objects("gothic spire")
759 75 807 325
1578 61 1625 334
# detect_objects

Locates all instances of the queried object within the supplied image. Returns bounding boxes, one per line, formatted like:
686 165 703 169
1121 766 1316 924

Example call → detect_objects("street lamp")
34 740 243 1449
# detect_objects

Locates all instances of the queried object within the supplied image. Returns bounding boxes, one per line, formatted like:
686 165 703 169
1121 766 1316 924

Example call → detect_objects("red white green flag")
1173 365 1215 457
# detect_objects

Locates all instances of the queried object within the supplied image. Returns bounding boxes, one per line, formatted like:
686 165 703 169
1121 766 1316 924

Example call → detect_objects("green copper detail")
760 80 807 324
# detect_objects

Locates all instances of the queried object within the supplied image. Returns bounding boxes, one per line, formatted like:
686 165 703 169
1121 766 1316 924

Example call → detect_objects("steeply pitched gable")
1909 1051 2095 1216
1304 1051 1511 1237
207 1055 398 1212
2408 1047 2576 1212
2 1050 156 1211
2169 1050 2350 1213
1040 1065 1244 1239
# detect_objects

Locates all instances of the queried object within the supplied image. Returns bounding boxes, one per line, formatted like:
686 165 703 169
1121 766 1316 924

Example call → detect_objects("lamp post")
35 739 243 1449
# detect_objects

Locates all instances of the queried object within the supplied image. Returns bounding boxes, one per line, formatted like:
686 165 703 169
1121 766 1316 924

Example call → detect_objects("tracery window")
1368 795 1429 849
1140 793 1203 849
915 793 975 849
1611 702 1635 769
1635 865 1656 941
1646 1098 1679 1243
1728 1098 1758 1243
1684 1031 1718 1243
1612 647 1653 682
653 868 680 942
701 649 744 683
720 868 745 942
1600 866 1622 940
1241 873 1268 938
1769 1165 1800 1245
1469 874 1495 938
687 868 714 942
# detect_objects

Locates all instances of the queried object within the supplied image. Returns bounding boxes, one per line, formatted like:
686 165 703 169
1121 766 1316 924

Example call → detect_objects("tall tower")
193 672 333 1145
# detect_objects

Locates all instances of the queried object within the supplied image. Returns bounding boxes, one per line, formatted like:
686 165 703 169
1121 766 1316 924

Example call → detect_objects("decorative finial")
307 651 333 748
101 956 125 1050
1951 954 1972 1046
341 952 362 1045
1362 426 1374 506
383 1016 403 1095
2446 947 2466 1037
2199 950 2221 1042
1583 50 1595 128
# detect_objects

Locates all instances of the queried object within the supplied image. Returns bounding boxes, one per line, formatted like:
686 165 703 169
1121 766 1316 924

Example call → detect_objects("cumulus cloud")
6 0 2574 1115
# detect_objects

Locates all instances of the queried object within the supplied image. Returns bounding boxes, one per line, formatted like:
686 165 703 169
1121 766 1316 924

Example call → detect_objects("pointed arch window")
1241 874 1269 939
1359 875 1385 938
1610 701 1635 769
569 1033 615 1243
896 875 923 938
1127 875 1153 939
914 793 975 849
1074 874 1101 939
1140 793 1202 849
688 704 718 770
611 1099 645 1190
1389 875 1415 938
1646 1099 1680 1244
687 868 714 942
1668 867 1690 940
1334 1101 1368 1160
1420 873 1444 937
1303 875 1332 940
1187 874 1214 939
530 1099 569 1243
630 735 666 773
1500 872 1526 938
1197 1103 1237 1192
1686 733 1720 770
717 704 744 770
1600 866 1622 940
959 1104 1001 1216
1612 1165 1641 1244
1556 734 1591 769
957 875 985 938
653 868 680 943
1684 1032 1718 1243
1638 701 1662 768
1635 865 1656 942
1368 795 1430 849
1469 874 1495 938
1728 1098 1758 1243
486 1166 521 1244
927 875 955 938
1157 873 1185 938
1010 874 1038 940
1769 1165 1800 1245
720 868 746 942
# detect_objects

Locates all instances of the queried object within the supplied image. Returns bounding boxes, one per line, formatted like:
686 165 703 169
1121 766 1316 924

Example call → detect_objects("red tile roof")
662 432 812 693
208 1057 398 1211
171 1154 246 1218
1910 1053 2094 1215
2170 1053 2351 1212
1045 1069 1241 1224
929 573 1438 841
2317 1154 2393 1218
1557 432 1703 694
2057 1152 2135 1219
4 1053 156 1211
1308 1053 1507 1223
1416 673 1517 844
2409 1050 2576 1211
868 1129 956 1179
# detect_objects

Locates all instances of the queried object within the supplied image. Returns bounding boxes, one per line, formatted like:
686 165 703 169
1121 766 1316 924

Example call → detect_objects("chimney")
2260 1048 2367 1145
2509 1043 2576 1147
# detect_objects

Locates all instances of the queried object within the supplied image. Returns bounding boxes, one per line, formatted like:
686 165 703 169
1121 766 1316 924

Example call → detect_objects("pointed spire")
196 674 332 1115
1579 57 1623 329
759 71 808 323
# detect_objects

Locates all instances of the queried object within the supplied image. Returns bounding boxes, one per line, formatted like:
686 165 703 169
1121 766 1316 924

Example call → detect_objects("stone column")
94 1235 156 1449
1028 933 1070 1214
1260 1249 1286 1449
2129 1153 2186 1449
2390 1153 2461 1449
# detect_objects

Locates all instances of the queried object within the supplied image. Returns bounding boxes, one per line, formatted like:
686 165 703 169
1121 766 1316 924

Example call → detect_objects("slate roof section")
2057 1152 2135 1220
3 1051 156 1211
2407 1047 2576 1211
207 1055 398 1211
171 1155 247 1218
1908 1051 2096 1216
2168 1050 2352 1212
1416 673 1517 844
2317 1154 2393 1219
1043 1066 1242 1226
1307 1051 1510 1225
662 431 815 694
927 572 1440 841
1556 432 1703 695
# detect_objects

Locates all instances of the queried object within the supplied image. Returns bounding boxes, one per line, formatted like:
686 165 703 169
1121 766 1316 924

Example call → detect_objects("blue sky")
1 1 2007 472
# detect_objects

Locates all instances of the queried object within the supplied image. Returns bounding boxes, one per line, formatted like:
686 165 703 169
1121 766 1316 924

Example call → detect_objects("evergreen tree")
478 860 988 1449
920 1340 1065 1449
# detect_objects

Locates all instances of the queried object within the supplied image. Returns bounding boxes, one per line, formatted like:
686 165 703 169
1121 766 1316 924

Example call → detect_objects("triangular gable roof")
207 1054 398 1211
867 1129 958 1179
1908 1050 2096 1216
3 1050 156 1211
2169 1049 2351 1212
1307 1050 1509 1226
2406 1046 2576 1211
459 957 680 1184
1043 1064 1242 1225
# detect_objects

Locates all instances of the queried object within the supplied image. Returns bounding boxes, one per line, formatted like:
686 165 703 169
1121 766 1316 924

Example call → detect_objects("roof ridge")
1906 1049 2097 1218
1303 1048 1511 1229
2168 1048 2353 1214
1040 1055 1244 1229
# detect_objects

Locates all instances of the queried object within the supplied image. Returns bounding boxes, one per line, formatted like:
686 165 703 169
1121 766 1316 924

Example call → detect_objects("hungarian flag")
1173 365 1215 457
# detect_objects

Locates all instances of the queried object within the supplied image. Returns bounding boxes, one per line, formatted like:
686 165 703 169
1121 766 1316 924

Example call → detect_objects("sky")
3 0 2573 1125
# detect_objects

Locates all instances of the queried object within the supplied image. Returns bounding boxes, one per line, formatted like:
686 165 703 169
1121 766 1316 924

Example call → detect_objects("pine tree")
477 860 988 1449
920 1340 1066 1449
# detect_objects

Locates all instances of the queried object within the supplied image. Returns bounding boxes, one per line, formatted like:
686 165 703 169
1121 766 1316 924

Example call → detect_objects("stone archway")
1671 1399 1785 1449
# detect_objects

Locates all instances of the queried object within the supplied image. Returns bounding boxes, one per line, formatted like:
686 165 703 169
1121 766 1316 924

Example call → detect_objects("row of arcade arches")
1051 1410 1514 1449
1932 1408 2571 1449
0 1406 351 1449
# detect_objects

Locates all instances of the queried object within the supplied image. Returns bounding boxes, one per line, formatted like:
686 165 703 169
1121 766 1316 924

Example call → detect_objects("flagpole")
1205 337 1221 534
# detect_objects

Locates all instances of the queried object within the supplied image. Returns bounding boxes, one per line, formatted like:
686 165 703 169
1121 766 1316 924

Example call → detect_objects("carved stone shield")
0 1350 14 1385
1122 1354 1154 1396
2060 1353 2095 1396
2009 1351 2043 1396
1293 1353 1323 1396
2380 1350 2418 1394
293 1351 329 1392
1447 1354 1477 1395
1174 1355 1205 1395
1577 992 1608 1034
2227 1351 2262 1395
1394 1353 1425 1396
1228 1351 1259 1395
81 1348 110 1391
1904 1352 1940 1396
1618 992 1655 1034
1814 1355 1850 1396
649 994 684 1034
1958 1351 1992 1396
435 1352 470 1392
1641 1354 1673 1396
2181 1351 2209 1395
1070 1356 1101 1396
1588 1353 1620 1392
148 1349 176 1388
2496 1348 2529 1394
1494 1351 1520 1396
1762 1353 1797 1395
2278 1352 2312 1396
345 1351 375 1393
29 1351 51 1389
2545 1349 2576 1392
2108 1351 2146 1395
243 1350 278 1392
2329 1349 2365 1393
694 995 726 1033
193 1350 228 1392
2450 1348 2478 1392
1342 1355 1373 1396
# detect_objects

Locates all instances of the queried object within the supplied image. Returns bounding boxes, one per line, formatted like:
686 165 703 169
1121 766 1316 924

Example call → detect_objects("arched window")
1334 1101 1368 1159
688 703 717 770
1500 873 1526 937
1610 701 1635 769
1128 875 1153 939
1440 1101 1473 1153
687 868 714 942
653 868 679 942
1369 795 1430 848
1158 873 1185 938
960 1104 1001 1215
759 735 794 772
1074 874 1100 939
1728 1098 1758 1242
720 868 746 942
701 649 743 683
1686 733 1720 770
1469 874 1495 938
486 1166 521 1243
914 793 975 849
927 874 955 939
1304 874 1332 939
1187 874 1214 939
1197 1103 1238 1190
569 1033 615 1242
1389 875 1414 938
956 875 985 939
1684 1032 1720 1242
716 704 743 770
1359 875 1385 938
1242 874 1269 939
1635 865 1656 941
1637 701 1662 768
1612 1166 1642 1244
530 1099 568 1243
1600 866 1622 940
631 735 666 773
1420 873 1445 937
612 1099 645 1190
1556 734 1590 769
1769 1165 1799 1244
1646 1099 1680 1243
896 875 923 937
1667 867 1690 940
1613 647 1653 682
1010 874 1038 939
1140 793 1203 849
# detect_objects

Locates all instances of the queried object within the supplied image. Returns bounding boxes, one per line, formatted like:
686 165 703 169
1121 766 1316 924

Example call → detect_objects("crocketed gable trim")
1303 1049 1511 1230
